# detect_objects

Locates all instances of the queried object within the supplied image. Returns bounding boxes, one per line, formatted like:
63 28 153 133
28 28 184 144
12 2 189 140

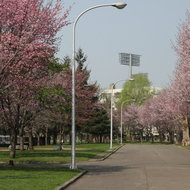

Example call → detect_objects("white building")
99 84 163 104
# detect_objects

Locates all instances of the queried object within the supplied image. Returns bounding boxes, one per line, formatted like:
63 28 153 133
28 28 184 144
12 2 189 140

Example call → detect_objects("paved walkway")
65 145 190 190
2 145 190 189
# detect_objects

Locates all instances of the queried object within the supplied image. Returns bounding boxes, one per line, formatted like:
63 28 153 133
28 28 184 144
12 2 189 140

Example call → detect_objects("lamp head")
111 2 127 9
129 78 135 81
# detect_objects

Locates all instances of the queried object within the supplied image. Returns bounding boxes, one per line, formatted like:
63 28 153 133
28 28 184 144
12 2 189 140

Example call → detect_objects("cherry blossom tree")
114 102 140 143
169 11 190 146
0 0 71 158
138 11 190 146
136 95 156 142
138 87 182 144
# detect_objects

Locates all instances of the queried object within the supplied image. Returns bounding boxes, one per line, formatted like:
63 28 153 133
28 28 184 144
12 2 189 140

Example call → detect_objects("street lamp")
110 78 134 149
120 99 135 144
71 3 127 169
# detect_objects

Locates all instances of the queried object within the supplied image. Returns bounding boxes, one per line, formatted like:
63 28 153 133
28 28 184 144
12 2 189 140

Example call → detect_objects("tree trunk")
145 135 149 142
139 129 143 143
81 134 83 143
182 116 190 146
86 133 92 143
86 133 89 143
158 132 163 143
58 133 62 150
169 131 174 144
28 126 33 150
176 130 183 144
19 127 24 152
10 128 17 158
100 135 102 143
131 135 135 143
151 133 154 143
37 134 40 146
52 132 57 145
68 133 71 145
45 127 48 146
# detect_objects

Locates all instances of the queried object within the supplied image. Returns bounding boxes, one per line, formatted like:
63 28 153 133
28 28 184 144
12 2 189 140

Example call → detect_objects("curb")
55 170 88 190
100 144 124 161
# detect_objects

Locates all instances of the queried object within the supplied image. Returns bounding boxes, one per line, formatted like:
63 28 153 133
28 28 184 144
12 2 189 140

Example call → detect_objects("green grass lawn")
0 165 82 190
0 143 116 163
0 143 120 190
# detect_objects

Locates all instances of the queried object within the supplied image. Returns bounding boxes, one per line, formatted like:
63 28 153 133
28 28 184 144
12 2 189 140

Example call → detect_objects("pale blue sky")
57 0 189 89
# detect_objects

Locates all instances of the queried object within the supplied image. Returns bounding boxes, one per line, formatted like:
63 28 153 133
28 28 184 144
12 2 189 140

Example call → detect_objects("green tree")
117 73 154 107
48 57 69 73
88 108 110 143
75 47 87 71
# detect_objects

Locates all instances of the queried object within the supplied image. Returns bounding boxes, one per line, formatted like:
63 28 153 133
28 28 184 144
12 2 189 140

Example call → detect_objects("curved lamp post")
120 99 135 144
110 78 134 149
71 2 127 169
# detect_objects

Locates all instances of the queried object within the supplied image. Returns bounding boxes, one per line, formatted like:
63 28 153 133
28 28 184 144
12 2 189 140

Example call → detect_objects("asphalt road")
66 145 190 190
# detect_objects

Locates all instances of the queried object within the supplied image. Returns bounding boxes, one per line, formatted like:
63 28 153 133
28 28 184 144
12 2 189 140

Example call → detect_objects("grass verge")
123 141 172 145
0 165 82 190
0 143 118 163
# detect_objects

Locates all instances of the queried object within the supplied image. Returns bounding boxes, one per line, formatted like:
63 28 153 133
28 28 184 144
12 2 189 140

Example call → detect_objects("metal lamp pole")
71 2 127 169
110 78 134 149
120 99 135 144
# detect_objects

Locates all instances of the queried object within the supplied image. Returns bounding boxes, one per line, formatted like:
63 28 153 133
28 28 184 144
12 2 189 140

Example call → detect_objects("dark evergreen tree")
88 108 110 143
75 47 87 71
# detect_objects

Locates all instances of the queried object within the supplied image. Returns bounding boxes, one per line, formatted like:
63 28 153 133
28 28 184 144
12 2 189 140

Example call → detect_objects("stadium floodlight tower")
119 53 141 79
